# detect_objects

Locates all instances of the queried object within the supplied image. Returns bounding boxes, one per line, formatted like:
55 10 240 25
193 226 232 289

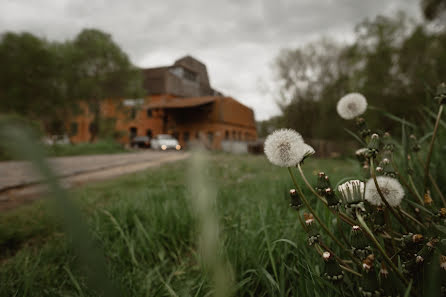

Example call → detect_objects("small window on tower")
147 109 152 118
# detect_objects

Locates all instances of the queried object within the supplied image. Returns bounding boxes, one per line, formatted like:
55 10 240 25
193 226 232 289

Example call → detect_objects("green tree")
69 29 144 141
0 32 70 133
272 12 446 141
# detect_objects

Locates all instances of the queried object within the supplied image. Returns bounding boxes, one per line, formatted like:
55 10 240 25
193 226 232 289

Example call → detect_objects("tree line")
260 10 446 140
0 29 144 141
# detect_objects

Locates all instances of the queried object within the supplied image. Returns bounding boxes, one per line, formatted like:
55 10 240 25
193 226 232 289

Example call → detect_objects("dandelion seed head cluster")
338 180 365 204
264 129 314 167
337 93 368 120
365 176 404 207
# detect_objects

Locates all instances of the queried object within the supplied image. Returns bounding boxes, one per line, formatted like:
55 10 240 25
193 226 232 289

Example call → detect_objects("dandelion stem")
391 159 424 205
424 105 444 194
297 164 357 227
398 208 425 228
318 241 356 269
416 153 446 207
337 215 351 247
296 210 308 232
287 167 346 250
369 158 409 232
383 209 397 254
408 175 424 205
356 212 409 286
339 265 362 277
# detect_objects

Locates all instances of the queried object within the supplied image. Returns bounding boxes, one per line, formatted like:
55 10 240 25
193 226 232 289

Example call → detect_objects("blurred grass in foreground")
0 148 360 296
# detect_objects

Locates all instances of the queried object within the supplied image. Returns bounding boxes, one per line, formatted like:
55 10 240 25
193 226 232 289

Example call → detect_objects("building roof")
146 96 218 109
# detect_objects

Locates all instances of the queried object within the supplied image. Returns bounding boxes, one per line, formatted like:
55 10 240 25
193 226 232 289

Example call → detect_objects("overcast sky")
0 0 422 120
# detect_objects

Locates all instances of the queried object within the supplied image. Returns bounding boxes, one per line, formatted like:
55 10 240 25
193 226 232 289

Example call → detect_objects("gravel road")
0 150 190 210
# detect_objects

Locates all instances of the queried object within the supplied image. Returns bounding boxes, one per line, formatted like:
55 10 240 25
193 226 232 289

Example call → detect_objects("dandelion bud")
409 134 421 152
322 251 344 282
424 191 433 205
435 208 446 224
380 263 397 297
356 117 371 139
435 82 446 105
378 158 396 177
372 206 386 231
315 172 331 195
359 255 381 297
401 233 425 259
351 225 370 259
382 132 395 152
355 147 368 163
304 213 320 245
367 133 380 157
441 255 446 271
325 188 340 209
289 189 302 210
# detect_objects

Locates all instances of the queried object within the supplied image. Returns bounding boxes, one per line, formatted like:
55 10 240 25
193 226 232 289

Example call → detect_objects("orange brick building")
68 56 257 149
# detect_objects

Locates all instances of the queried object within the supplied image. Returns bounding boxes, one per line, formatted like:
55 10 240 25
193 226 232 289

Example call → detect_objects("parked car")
131 136 150 148
151 134 181 151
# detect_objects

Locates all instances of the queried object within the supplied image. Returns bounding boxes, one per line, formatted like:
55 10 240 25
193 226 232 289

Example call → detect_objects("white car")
151 134 181 151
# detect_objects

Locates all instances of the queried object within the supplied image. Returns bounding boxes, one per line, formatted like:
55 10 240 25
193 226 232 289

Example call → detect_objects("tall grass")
0 151 360 296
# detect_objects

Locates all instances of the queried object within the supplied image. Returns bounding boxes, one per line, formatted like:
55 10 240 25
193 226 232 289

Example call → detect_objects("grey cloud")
0 0 421 120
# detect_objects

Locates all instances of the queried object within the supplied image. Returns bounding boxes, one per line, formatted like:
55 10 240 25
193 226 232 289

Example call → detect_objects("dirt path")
0 151 190 211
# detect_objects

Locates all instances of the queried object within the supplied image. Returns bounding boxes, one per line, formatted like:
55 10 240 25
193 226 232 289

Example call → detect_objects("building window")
70 122 78 136
147 109 152 118
129 127 137 139
245 132 250 141
232 131 236 140
207 132 214 145
89 123 97 134
146 129 152 138
225 130 229 140
183 132 190 143
183 68 198 82
195 131 200 139
238 131 242 140
130 108 137 120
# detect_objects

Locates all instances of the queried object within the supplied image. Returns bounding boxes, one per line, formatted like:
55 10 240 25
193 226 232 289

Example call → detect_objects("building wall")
68 95 257 150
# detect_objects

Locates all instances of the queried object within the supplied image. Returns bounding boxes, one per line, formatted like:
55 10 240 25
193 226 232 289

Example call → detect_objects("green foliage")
0 33 72 132
0 154 358 297
0 29 144 138
69 29 144 141
272 13 446 140
46 139 127 158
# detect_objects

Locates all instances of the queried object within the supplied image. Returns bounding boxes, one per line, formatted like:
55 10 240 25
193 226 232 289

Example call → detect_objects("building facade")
68 56 257 150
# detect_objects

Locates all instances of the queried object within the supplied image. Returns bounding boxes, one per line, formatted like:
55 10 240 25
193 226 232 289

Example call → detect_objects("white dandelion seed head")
264 129 313 167
365 176 405 207
338 180 365 204
337 93 368 120
302 143 315 160
355 147 368 156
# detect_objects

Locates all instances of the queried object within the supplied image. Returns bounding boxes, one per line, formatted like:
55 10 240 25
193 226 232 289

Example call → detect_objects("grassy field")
1 139 128 161
0 153 362 297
